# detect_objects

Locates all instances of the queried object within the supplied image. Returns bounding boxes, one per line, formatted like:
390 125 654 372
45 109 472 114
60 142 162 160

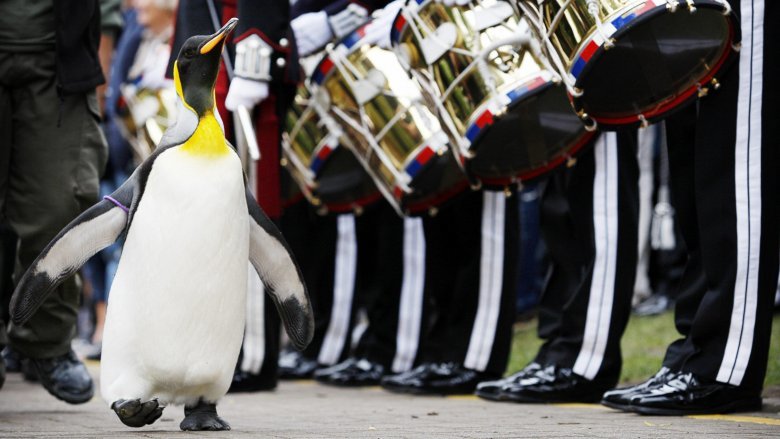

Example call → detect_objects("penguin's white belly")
101 148 249 405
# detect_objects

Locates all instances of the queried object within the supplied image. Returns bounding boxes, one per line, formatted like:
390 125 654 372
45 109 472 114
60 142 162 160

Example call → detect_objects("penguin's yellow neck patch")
180 112 230 156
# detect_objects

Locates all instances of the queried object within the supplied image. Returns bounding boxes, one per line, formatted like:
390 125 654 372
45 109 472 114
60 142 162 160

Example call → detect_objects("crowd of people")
0 0 777 425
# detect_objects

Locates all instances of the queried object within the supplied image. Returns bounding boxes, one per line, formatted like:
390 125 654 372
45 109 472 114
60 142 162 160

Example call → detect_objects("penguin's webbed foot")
111 398 164 428
180 399 230 431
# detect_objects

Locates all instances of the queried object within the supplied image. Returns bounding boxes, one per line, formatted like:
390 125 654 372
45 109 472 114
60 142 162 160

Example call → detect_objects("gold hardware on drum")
279 0 740 217
392 0 594 187
282 53 383 215
310 22 469 216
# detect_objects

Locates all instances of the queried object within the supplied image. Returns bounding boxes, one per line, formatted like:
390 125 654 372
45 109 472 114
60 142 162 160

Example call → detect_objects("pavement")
1 362 780 438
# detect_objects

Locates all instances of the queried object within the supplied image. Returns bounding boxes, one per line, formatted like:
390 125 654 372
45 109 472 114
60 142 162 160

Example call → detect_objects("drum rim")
474 128 596 187
566 0 740 126
461 74 553 146
311 22 372 86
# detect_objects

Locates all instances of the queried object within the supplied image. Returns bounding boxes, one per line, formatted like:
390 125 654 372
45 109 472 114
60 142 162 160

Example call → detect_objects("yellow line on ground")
446 395 480 400
552 403 609 410
687 415 780 426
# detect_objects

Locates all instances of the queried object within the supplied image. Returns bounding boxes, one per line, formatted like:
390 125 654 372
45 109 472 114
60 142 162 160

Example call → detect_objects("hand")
291 11 333 57
363 0 406 49
225 77 269 112
328 3 369 39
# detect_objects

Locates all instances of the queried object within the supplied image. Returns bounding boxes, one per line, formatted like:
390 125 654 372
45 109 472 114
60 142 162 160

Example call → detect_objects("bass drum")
392 0 594 186
312 23 469 216
282 54 382 215
517 0 740 128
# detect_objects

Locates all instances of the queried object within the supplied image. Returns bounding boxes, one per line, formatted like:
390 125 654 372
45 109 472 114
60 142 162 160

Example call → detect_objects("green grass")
507 312 780 389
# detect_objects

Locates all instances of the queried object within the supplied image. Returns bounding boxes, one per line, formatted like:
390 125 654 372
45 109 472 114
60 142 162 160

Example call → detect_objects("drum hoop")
401 179 470 216
567 0 739 125
309 138 341 175
312 23 370 86
462 74 552 146
319 192 384 214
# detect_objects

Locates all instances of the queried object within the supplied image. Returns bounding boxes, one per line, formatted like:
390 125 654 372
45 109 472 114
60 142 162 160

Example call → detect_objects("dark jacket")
55 0 105 94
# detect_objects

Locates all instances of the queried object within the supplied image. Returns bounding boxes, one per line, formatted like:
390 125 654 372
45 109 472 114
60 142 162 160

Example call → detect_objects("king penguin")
9 18 314 431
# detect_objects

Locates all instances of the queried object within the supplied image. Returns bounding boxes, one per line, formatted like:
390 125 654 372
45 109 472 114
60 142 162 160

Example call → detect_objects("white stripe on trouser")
464 191 505 372
241 263 266 374
717 0 764 386
573 133 619 380
633 124 657 303
392 217 426 373
318 214 358 366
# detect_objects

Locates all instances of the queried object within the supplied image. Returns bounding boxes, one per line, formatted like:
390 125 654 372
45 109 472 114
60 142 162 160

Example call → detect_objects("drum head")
576 6 732 122
315 148 381 213
468 84 590 184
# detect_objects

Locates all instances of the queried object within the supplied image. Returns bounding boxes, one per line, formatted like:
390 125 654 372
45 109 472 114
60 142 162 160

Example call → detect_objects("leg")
498 130 640 403
3 51 105 403
316 202 406 386
180 398 230 431
111 398 164 428
624 0 779 415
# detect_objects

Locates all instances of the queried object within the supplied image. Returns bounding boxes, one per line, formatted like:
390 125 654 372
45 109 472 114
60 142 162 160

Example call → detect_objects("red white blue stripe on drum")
310 144 334 174
393 144 437 199
570 0 664 80
342 25 368 51
390 0 426 44
465 76 548 143
391 12 406 44
404 144 436 179
312 57 334 85
313 25 369 85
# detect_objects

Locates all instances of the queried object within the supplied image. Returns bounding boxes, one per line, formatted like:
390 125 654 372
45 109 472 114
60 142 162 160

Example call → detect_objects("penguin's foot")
111 398 164 428
180 399 230 431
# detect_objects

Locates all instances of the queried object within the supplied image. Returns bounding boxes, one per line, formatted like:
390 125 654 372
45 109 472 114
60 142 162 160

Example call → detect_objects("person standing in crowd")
0 0 119 399
603 0 779 415
476 130 640 403
82 0 177 362
276 0 386 380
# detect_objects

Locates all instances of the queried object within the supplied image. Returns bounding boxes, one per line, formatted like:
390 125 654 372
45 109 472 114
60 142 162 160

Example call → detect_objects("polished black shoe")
28 350 94 404
314 358 385 387
627 371 762 415
601 367 674 411
500 365 617 403
2 347 22 373
475 362 542 401
228 370 277 393
382 362 497 396
380 362 438 394
278 350 319 380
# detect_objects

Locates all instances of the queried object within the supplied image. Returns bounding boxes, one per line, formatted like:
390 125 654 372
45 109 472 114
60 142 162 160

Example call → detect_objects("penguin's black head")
174 18 238 117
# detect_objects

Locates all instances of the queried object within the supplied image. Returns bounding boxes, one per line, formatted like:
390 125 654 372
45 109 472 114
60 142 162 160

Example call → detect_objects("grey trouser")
0 50 106 358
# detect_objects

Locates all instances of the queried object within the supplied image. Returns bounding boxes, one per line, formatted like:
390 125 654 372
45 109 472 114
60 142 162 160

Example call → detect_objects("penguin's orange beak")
200 17 238 55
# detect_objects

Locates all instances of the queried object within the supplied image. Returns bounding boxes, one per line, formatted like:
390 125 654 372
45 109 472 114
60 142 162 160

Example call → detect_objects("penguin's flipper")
245 189 314 351
10 186 133 326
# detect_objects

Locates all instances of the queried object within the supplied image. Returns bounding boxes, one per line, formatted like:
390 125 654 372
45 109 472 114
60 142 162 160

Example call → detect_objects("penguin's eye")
184 48 197 58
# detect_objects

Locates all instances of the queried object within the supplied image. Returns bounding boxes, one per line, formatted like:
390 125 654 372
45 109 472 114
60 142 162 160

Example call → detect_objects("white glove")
328 3 369 38
438 0 471 5
291 11 334 57
225 77 269 111
363 0 405 49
